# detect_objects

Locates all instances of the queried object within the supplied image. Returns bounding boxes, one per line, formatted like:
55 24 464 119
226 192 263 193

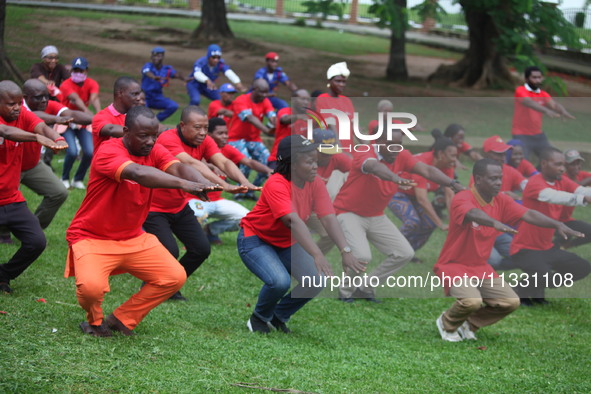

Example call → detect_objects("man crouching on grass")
65 106 221 337
433 159 582 342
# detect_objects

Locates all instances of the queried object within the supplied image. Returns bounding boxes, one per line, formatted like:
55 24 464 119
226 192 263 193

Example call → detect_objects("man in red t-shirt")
65 106 220 337
228 79 276 198
268 89 310 169
92 76 143 151
333 129 464 302
21 79 92 229
143 106 259 300
207 83 236 123
510 148 591 304
561 149 591 225
433 158 578 342
511 66 575 159
0 80 67 293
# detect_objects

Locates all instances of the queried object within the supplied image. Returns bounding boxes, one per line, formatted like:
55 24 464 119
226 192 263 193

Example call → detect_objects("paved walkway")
9 0 591 78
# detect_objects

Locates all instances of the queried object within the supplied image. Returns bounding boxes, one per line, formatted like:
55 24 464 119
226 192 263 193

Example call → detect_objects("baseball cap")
312 128 340 155
483 135 511 153
219 83 237 93
71 57 89 70
277 135 318 162
565 149 585 164
265 52 279 61
151 46 165 54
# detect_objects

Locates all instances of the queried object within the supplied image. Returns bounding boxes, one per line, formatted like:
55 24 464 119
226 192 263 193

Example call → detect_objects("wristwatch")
341 246 352 254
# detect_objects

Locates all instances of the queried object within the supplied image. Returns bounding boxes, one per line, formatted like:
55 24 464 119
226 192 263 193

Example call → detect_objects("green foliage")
368 0 409 38
293 16 307 27
301 0 345 21
411 0 447 22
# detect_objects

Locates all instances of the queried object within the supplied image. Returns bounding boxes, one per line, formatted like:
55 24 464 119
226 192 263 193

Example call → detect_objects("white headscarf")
326 62 350 80
41 46 58 59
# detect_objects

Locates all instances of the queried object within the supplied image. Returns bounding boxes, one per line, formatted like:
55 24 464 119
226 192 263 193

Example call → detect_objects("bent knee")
457 297 483 313
492 297 521 312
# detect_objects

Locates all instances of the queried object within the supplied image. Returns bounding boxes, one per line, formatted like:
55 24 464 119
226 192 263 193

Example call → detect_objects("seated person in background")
389 131 457 261
506 139 538 178
564 149 591 187
189 117 273 245
30 45 70 99
510 148 591 306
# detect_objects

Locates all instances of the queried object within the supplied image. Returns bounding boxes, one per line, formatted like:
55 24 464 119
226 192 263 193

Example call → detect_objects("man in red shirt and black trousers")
434 158 581 342
0 80 68 294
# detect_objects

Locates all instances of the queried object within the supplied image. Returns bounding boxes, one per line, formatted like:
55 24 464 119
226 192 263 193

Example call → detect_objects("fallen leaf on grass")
36 298 47 303
231 382 317 393
0 311 7 315
476 346 487 351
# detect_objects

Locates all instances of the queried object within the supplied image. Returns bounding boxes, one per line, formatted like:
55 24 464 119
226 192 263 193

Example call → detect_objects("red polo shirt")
269 107 308 162
66 138 178 245
511 85 552 136
333 148 418 217
92 103 125 151
205 143 246 202
228 93 275 143
317 153 352 183
400 151 454 196
315 93 354 150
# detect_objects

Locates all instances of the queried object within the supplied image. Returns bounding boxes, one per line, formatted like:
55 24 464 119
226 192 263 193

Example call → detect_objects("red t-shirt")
315 93 354 150
317 153 352 183
0 110 44 206
207 99 234 123
511 85 552 136
241 173 334 248
205 143 246 202
228 93 275 143
458 141 473 155
150 129 220 213
510 173 580 254
268 107 308 162
470 163 524 193
515 159 538 178
92 103 125 151
66 138 178 245
333 148 418 217
561 171 591 221
21 101 67 171
434 189 527 286
400 151 454 197
59 77 100 111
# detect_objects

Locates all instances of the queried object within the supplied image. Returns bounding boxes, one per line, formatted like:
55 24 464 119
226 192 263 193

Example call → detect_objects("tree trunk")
0 0 24 82
428 1 514 89
190 0 234 44
385 0 408 81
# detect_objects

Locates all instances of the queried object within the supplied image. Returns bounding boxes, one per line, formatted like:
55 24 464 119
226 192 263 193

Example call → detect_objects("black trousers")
143 204 210 278
512 247 591 299
0 202 46 283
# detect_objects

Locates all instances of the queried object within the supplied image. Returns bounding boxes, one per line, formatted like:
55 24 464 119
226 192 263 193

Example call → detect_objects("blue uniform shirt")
141 63 178 95
191 56 231 83
253 66 289 93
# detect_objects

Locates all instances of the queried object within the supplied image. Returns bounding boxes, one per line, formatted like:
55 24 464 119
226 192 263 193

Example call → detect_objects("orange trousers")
68 233 186 330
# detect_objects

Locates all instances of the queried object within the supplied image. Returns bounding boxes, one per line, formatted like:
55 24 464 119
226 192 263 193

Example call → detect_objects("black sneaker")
338 296 355 303
168 291 187 301
520 298 534 307
269 315 291 334
353 288 382 304
246 313 270 334
0 282 12 294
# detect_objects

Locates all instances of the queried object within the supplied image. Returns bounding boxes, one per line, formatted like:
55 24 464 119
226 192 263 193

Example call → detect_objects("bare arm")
464 208 518 234
99 124 125 138
412 162 464 192
246 114 272 135
522 209 583 240
362 159 416 186
210 152 260 190
239 156 274 176
62 109 93 125
176 151 248 194
67 92 92 115
285 80 298 92
521 97 560 118
88 92 101 114
0 124 67 150
546 99 575 119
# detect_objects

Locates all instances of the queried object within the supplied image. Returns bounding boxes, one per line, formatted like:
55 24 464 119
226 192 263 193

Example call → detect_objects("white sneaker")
72 180 86 190
436 313 463 342
62 179 70 189
457 321 478 340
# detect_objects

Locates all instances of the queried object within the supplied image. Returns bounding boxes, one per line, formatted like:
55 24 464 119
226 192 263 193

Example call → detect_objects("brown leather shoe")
105 313 135 336
79 321 112 337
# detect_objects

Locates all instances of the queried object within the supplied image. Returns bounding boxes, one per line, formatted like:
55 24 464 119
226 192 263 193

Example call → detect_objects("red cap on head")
483 135 512 153
265 52 279 61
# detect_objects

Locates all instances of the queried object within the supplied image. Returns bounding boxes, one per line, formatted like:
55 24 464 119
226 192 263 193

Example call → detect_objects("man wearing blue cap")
207 83 236 123
141 47 187 122
186 44 245 106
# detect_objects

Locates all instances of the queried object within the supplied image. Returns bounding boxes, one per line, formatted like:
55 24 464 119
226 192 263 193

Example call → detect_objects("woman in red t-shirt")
238 135 364 334
506 139 539 178
389 134 458 254
443 124 482 170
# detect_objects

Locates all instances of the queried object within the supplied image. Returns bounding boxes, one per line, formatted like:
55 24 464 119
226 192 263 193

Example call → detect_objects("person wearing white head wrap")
30 45 70 93
326 61 350 80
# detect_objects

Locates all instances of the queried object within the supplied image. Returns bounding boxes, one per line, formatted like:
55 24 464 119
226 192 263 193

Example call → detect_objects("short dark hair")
473 158 502 178
208 117 226 133
114 76 139 95
539 147 562 162
524 66 542 79
444 123 464 139
431 128 456 154
181 105 206 123
125 106 155 129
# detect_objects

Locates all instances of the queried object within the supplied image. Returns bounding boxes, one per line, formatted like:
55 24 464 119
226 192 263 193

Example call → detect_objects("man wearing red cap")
510 147 591 305
253 52 298 111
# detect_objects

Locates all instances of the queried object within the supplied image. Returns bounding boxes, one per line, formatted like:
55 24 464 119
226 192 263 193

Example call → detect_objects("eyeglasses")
44 56 59 60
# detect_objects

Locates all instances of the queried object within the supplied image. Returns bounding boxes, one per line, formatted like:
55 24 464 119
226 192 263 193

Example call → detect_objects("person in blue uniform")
252 52 297 111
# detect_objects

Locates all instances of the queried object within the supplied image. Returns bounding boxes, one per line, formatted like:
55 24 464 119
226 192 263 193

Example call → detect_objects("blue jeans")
186 80 220 106
269 96 288 111
146 92 179 122
511 133 553 160
488 232 515 270
61 126 93 182
228 140 270 187
237 229 324 323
